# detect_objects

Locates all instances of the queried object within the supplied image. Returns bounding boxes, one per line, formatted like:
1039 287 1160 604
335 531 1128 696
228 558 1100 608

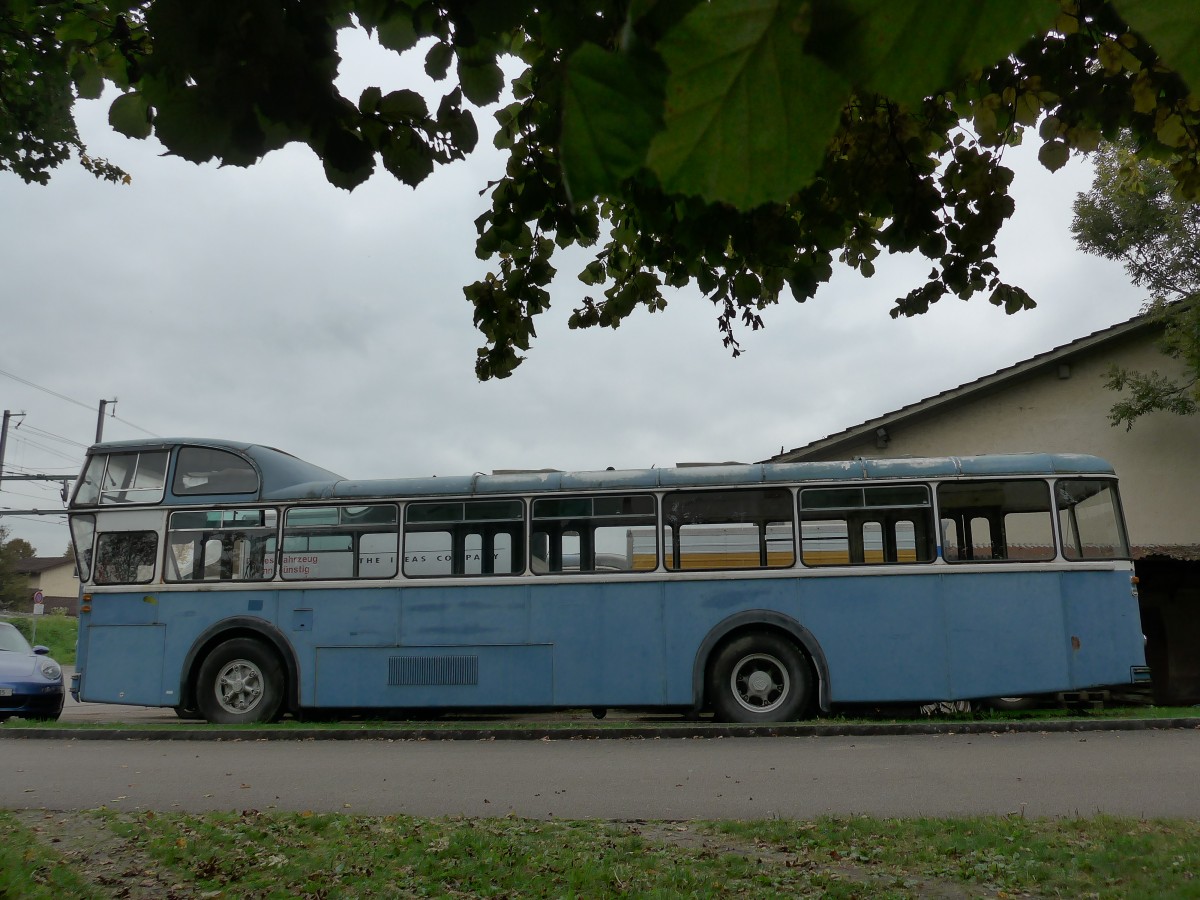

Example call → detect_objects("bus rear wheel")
987 696 1038 711
708 633 812 723
196 638 285 725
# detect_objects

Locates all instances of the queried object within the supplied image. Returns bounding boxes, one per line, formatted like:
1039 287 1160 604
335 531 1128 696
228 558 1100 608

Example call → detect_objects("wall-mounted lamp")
875 427 890 449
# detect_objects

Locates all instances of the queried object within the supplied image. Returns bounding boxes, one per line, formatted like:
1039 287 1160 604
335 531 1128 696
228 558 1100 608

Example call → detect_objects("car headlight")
39 660 62 681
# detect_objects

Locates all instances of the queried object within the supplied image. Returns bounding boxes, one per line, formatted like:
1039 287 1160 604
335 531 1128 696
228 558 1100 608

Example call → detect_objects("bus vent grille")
389 655 479 686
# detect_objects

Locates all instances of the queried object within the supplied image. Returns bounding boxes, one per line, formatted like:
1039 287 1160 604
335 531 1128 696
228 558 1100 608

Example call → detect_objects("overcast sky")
0 32 1145 555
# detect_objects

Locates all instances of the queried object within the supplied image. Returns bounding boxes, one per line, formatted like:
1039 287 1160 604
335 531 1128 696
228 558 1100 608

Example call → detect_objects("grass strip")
5 810 1200 898
0 811 102 899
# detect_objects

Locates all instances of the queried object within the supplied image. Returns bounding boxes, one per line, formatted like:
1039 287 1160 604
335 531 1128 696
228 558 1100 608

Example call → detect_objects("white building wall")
802 332 1200 556
35 562 80 600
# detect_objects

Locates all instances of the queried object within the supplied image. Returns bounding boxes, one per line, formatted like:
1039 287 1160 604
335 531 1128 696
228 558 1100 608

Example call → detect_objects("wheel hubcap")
216 659 264 714
731 653 789 714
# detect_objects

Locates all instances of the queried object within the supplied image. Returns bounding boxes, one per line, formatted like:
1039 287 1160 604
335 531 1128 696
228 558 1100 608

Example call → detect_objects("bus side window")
165 509 278 582
970 516 995 559
75 451 169 506
173 447 259 496
281 505 399 580
940 517 961 561
937 480 1055 563
800 485 934 566
662 488 794 571
801 519 850 565
94 531 158 585
1057 479 1129 560
531 495 656 574
403 500 524 578
863 521 884 563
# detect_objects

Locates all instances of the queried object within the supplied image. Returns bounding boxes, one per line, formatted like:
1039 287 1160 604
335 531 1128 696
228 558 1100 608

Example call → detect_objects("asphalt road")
13 669 1199 820
4 729 1200 819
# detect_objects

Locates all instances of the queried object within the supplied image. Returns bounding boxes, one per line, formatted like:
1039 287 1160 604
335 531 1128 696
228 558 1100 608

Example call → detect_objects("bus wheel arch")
180 619 299 723
694 612 829 720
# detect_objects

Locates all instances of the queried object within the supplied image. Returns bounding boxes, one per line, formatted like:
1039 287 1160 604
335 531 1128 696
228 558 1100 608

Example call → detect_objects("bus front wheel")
196 638 285 725
708 633 812 723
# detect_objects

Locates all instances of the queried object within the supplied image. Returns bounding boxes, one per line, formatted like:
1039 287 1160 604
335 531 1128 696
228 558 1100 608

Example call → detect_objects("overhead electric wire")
0 474 66 495
0 365 159 438
0 473 65 491
1 490 63 503
3 465 78 480
19 424 88 448
0 365 94 412
6 435 82 466
110 414 159 438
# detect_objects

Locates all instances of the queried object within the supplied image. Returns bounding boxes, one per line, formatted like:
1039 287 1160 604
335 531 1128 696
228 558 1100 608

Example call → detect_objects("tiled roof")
13 555 75 575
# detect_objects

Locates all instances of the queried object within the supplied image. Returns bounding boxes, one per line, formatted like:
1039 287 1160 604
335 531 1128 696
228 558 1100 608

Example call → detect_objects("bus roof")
85 439 1118 503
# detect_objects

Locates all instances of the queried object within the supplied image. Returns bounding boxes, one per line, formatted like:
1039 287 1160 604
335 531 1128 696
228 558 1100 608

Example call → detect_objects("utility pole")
0 409 25 492
96 398 116 443
0 410 9 492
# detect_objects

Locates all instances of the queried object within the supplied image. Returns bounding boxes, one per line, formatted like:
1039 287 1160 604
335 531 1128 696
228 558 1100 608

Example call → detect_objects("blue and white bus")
66 439 1148 724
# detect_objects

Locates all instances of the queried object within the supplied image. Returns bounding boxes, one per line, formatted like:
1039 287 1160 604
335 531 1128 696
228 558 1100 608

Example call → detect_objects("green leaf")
378 89 428 122
108 92 152 140
321 128 376 190
73 57 105 101
989 282 1036 314
376 8 419 53
1155 113 1189 148
458 59 505 106
812 0 1059 108
151 95 228 162
1112 0 1200 94
561 44 664 202
1038 138 1069 172
425 41 453 80
359 86 382 114
381 133 434 186
647 0 851 208
54 14 102 45
579 260 606 285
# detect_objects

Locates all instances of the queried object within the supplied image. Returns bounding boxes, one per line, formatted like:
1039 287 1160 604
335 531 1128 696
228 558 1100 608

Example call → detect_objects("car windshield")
0 624 32 653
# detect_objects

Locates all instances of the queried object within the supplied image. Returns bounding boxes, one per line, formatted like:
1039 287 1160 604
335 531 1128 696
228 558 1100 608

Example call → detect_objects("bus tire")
708 633 811 723
195 638 285 725
987 696 1038 711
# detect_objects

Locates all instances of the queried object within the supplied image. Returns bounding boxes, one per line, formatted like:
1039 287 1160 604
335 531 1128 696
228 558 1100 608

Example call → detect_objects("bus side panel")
529 580 666 706
313 644 554 707
795 573 950 703
292 587 402 706
940 570 1071 699
401 583 531 646
79 624 167 706
1060 567 1146 688
78 588 167 705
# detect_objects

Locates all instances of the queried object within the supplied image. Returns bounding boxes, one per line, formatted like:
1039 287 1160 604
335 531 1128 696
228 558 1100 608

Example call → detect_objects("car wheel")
196 638 285 725
708 632 812 723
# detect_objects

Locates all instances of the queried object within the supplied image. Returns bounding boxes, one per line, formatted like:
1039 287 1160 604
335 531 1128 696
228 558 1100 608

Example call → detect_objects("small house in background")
767 311 1200 703
12 555 80 616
